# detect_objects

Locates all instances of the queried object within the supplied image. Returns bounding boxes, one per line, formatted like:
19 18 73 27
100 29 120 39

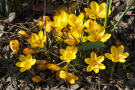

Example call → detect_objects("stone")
70 84 80 90
128 78 135 88
6 85 15 90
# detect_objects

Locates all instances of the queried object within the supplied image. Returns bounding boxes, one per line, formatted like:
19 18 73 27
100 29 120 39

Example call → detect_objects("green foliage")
77 41 104 50
0 0 20 17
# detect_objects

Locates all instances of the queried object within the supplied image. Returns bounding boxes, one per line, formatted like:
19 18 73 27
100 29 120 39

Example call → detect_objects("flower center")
36 39 42 45
94 36 100 41
92 60 97 66
114 55 120 60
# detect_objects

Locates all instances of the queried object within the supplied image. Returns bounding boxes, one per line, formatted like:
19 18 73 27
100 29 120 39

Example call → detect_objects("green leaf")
77 41 104 50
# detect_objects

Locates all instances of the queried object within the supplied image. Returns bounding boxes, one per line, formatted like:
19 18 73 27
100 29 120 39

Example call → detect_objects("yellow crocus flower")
60 46 78 62
27 30 46 48
10 39 19 54
85 52 106 73
88 26 111 42
16 54 36 72
105 45 129 63
85 1 111 19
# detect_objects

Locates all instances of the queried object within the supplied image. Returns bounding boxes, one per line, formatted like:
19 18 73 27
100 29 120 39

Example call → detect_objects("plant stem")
111 63 115 79
104 0 110 30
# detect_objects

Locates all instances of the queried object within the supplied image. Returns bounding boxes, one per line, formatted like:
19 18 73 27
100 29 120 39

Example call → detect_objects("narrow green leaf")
77 41 104 50
5 0 12 17
0 0 5 16
13 0 20 12
109 0 135 33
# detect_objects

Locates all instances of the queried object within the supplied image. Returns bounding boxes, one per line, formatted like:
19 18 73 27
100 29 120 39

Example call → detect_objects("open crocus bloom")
88 26 111 42
85 52 106 73
60 46 78 62
27 30 46 48
105 45 129 63
16 54 36 72
85 1 111 19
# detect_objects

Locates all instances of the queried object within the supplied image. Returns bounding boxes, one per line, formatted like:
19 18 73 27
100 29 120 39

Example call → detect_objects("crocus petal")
30 59 36 65
99 64 106 69
101 34 111 42
26 54 32 61
76 13 84 24
61 11 69 22
98 9 106 18
85 58 92 64
97 26 105 37
20 67 27 72
68 14 77 27
31 43 38 47
60 49 66 54
118 45 124 54
119 59 126 63
20 55 26 62
38 30 43 39
111 46 118 55
97 56 104 63
99 2 106 12
59 70 68 79
27 39 33 44
93 68 99 73
72 54 76 59
31 33 39 42
91 52 97 60
46 64 62 71
60 55 66 60
93 65 99 73
85 8 95 16
66 59 71 62
90 1 99 13
105 53 113 60
121 52 129 58
16 62 25 67
56 71 60 80
41 36 46 42
86 65 93 72
25 61 32 69
38 43 44 48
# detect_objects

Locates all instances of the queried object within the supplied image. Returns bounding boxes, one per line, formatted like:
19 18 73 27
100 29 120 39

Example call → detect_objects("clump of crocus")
27 30 46 48
18 30 30 38
105 45 129 63
87 26 111 42
60 46 78 62
23 48 39 55
85 1 111 19
85 52 106 73
16 54 36 72
10 39 19 54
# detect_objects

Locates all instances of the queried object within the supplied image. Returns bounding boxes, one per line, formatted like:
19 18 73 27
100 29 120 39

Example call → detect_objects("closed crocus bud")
10 40 19 54
18 30 30 38
32 76 46 82
23 48 39 55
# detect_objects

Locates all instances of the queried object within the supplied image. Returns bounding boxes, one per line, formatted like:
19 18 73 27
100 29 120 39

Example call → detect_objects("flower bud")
18 30 30 38
10 40 19 54
23 48 39 55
